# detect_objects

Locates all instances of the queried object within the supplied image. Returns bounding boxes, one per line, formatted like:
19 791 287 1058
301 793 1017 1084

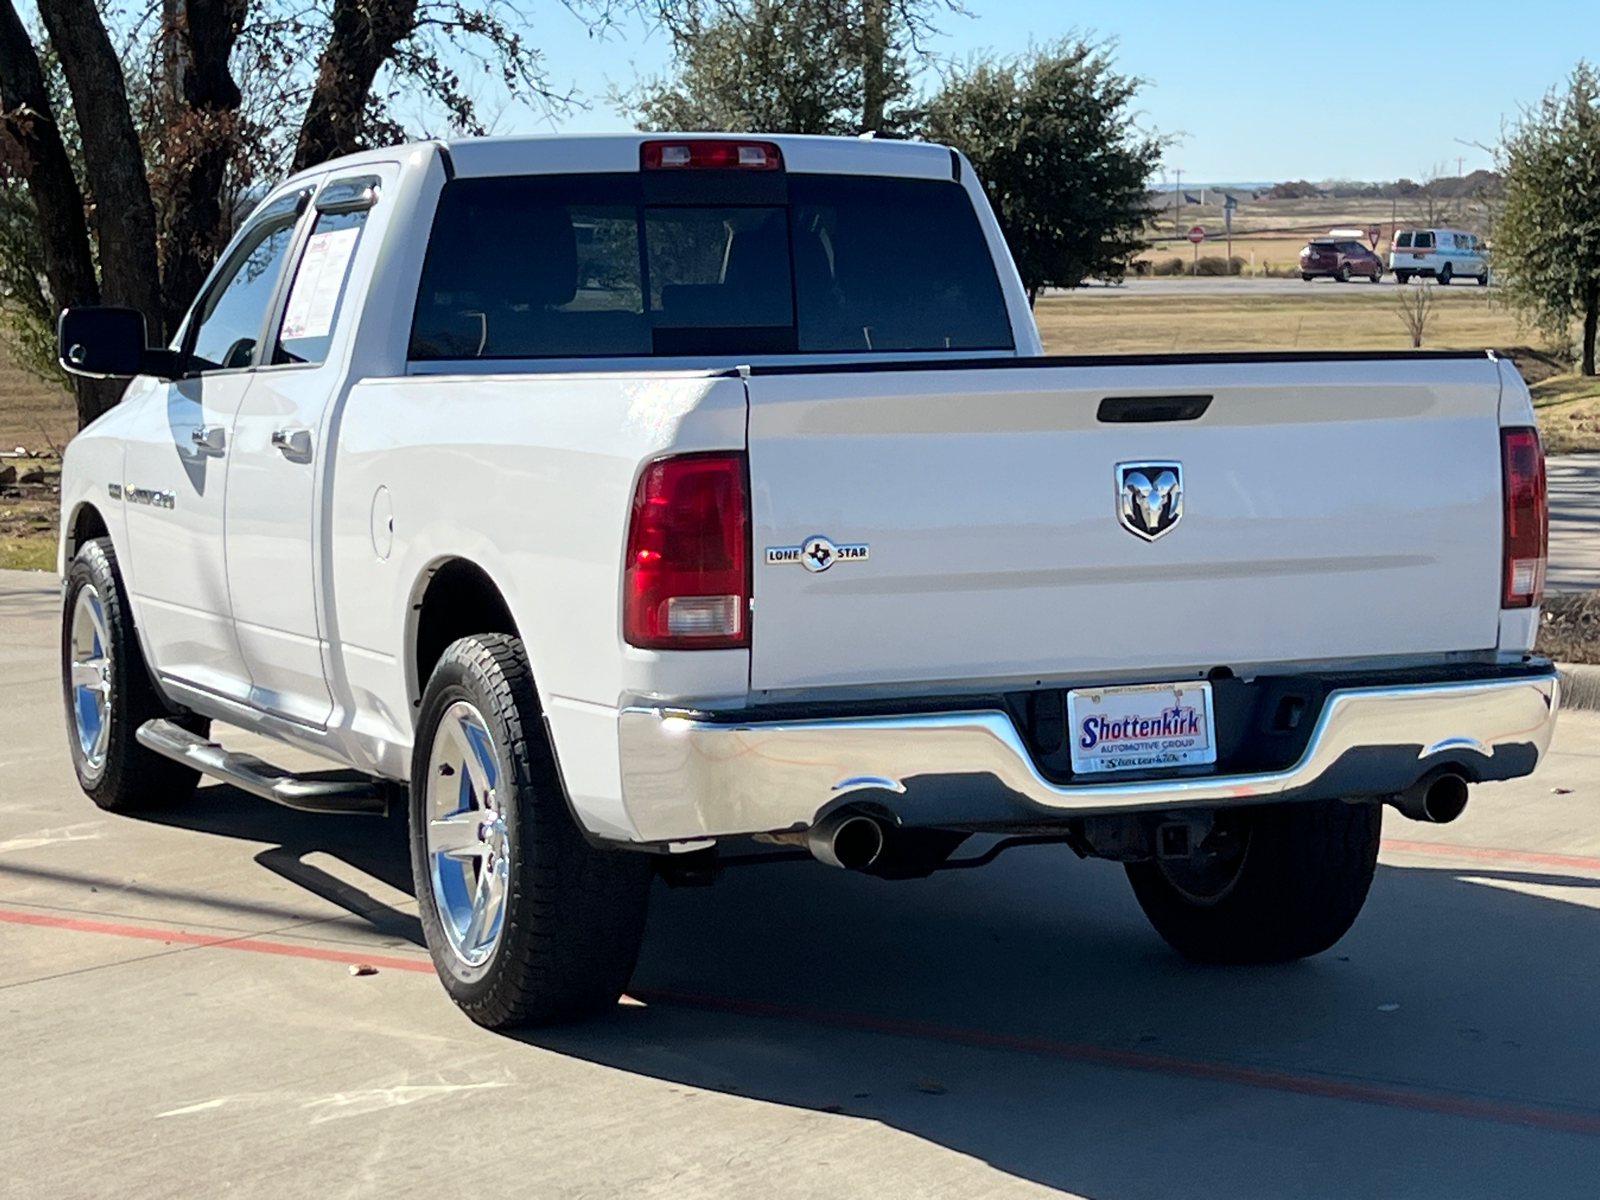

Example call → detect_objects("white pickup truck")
55 133 1558 1028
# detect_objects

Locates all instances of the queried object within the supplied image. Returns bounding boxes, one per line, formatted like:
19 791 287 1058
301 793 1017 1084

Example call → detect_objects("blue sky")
503 0 1596 183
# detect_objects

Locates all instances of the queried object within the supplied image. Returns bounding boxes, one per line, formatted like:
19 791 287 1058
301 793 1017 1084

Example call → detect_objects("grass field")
1032 285 1526 355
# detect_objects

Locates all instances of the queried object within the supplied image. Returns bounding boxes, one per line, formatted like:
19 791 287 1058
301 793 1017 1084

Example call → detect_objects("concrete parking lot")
5 565 1600 1199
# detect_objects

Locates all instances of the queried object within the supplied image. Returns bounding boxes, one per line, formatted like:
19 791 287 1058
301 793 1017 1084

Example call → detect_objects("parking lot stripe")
632 988 1600 1138
0 906 435 973
1383 839 1600 874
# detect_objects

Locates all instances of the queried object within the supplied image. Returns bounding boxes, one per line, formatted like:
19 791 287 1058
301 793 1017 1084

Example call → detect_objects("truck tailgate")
746 356 1506 692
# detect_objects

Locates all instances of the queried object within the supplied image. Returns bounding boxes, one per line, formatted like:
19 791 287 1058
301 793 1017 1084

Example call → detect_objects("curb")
1558 663 1600 712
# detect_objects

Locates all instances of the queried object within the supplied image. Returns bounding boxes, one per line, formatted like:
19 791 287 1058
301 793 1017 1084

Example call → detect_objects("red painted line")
0 907 435 973
1383 839 1600 874
632 988 1600 1138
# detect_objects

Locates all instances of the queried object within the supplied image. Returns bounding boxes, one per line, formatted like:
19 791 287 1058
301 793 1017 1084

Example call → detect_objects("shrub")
1151 256 1185 276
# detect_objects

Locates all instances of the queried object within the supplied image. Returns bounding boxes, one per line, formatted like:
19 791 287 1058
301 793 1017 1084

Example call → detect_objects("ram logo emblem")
1116 461 1183 541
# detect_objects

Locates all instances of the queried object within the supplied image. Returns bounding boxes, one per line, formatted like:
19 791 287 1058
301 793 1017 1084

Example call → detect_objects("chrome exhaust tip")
807 811 886 870
1391 769 1471 824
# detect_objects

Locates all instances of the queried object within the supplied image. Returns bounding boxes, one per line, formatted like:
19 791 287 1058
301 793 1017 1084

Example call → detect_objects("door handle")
271 428 313 461
190 425 226 454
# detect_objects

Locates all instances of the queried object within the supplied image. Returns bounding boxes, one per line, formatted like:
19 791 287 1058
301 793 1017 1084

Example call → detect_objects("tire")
61 537 207 811
1395 270 1411 284
1302 273 1314 282
1369 269 1382 283
410 633 651 1028
1437 263 1453 285
1477 273 1489 287
1125 799 1381 964
1336 265 1350 283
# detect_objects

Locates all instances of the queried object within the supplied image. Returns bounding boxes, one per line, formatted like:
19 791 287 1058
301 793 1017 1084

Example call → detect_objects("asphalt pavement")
5 566 1600 1198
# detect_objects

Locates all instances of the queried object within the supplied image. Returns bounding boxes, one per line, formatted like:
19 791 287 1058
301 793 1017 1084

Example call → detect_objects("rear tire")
1395 270 1412 284
410 633 651 1028
61 537 207 811
1302 273 1314 282
1125 799 1381 964
1369 269 1382 283
1477 272 1489 286
1438 263 1453 285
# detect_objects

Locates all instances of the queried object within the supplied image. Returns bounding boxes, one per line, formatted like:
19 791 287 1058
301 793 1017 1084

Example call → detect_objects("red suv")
1299 239 1383 283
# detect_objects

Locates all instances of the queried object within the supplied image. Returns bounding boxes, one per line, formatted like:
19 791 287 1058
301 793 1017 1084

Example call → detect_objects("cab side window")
187 213 300 372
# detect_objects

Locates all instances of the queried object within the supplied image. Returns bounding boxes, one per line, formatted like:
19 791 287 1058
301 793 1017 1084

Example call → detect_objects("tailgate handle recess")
1097 394 1212 423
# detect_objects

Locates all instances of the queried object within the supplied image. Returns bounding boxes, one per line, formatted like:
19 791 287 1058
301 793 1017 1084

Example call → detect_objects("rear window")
409 172 1014 360
1396 231 1413 248
1415 232 1435 249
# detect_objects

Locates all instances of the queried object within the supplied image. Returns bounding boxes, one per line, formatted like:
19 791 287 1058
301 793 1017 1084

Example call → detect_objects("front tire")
1336 265 1350 283
1125 799 1381 964
410 634 651 1028
62 537 206 811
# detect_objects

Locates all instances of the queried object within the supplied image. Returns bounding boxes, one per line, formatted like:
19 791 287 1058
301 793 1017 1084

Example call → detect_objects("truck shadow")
130 789 1600 1197
529 848 1600 1199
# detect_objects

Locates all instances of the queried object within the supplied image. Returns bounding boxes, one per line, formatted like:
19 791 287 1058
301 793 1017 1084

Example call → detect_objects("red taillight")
1501 427 1547 608
640 139 782 171
624 453 750 649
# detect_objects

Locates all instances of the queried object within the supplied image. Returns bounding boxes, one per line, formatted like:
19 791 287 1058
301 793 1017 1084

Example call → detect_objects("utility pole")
1173 168 1181 240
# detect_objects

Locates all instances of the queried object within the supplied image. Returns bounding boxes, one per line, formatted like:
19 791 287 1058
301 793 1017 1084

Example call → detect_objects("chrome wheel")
424 700 511 969
69 583 112 773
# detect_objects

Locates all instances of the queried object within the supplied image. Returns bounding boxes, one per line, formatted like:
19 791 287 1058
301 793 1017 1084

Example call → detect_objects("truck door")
223 170 388 727
118 192 309 702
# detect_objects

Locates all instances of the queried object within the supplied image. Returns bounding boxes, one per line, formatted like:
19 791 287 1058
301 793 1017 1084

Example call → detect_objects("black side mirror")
57 306 182 380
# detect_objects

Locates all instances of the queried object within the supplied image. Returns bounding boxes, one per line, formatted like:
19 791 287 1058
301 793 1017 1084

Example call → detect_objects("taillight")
640 139 782 170
1501 427 1547 608
624 453 750 649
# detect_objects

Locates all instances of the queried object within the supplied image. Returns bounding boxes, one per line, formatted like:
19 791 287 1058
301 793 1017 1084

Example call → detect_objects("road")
1045 276 1496 298
1549 454 1600 592
5 567 1600 1199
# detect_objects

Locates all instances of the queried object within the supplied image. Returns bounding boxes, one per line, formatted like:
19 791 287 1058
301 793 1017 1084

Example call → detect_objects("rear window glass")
1396 232 1413 247
408 172 1013 359
1415 232 1435 248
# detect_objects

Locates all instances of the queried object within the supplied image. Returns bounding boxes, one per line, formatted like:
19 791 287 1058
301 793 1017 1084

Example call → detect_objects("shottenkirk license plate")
1066 681 1216 775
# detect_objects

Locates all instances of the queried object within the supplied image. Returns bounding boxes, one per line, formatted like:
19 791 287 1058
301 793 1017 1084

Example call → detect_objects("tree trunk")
37 0 164 341
859 0 886 134
0 1 122 426
158 0 246 334
1584 280 1598 377
292 0 418 172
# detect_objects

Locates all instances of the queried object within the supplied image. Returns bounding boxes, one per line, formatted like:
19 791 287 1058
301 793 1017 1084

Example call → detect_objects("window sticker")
281 227 360 341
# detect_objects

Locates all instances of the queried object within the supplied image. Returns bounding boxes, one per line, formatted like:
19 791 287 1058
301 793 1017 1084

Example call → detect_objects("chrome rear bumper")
617 672 1560 843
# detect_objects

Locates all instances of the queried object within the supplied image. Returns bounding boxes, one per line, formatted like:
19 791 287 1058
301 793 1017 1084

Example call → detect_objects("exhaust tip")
1421 772 1470 824
1391 769 1471 824
807 812 886 870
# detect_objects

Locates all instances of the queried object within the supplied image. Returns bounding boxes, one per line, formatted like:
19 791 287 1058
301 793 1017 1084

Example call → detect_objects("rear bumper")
616 670 1560 842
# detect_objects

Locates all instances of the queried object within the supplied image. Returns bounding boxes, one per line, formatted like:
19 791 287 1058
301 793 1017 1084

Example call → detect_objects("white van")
1390 229 1488 285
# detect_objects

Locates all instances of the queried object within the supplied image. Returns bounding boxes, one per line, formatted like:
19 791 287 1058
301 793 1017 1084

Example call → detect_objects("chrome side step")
136 719 387 815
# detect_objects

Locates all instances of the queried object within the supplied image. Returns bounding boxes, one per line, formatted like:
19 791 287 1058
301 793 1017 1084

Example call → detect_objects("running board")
136 719 387 815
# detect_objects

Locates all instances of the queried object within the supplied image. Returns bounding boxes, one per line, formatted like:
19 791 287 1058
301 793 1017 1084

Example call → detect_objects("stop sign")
1187 225 1206 245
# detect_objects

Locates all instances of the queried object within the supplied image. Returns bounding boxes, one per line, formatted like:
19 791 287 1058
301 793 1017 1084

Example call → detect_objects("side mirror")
57 307 182 380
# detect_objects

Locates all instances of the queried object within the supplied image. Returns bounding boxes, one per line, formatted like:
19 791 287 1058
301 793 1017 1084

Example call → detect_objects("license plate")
1066 681 1216 775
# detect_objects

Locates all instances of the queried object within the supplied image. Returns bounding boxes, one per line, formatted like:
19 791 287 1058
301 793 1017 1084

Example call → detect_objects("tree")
1495 62 1600 376
629 0 957 136
918 39 1164 301
0 0 566 427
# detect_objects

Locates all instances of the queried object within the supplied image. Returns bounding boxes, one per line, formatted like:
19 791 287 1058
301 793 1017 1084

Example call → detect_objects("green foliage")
622 0 914 135
0 177 65 385
917 38 1164 299
1495 62 1600 373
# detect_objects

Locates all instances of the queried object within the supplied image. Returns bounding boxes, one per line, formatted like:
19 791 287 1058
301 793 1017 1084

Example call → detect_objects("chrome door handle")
190 425 225 454
271 428 313 461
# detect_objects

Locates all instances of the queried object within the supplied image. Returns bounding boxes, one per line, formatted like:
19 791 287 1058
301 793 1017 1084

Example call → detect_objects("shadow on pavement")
525 845 1600 1199
135 778 422 944
123 786 1600 1197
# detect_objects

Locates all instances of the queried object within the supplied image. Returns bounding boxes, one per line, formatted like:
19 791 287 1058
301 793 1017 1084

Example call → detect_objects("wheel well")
67 503 109 560
412 559 519 697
